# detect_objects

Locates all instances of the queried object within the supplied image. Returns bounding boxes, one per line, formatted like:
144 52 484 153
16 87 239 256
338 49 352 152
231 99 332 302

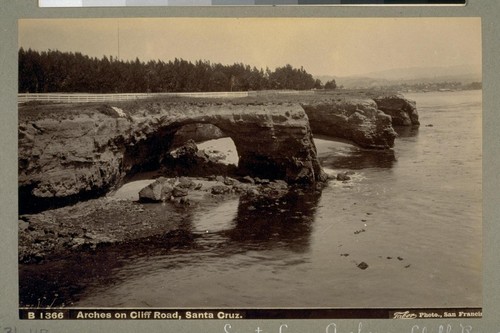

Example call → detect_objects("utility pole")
117 19 120 61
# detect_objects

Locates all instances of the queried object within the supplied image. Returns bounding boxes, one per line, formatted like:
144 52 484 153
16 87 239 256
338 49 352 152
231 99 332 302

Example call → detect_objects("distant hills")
316 64 482 89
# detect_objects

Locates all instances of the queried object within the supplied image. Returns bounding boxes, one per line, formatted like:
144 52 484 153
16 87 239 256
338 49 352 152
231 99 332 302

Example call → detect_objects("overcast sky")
18 18 481 77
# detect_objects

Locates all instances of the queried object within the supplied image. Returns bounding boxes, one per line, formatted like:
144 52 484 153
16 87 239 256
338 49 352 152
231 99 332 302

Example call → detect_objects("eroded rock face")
171 123 225 148
373 94 419 126
18 111 128 213
18 102 325 213
302 99 397 149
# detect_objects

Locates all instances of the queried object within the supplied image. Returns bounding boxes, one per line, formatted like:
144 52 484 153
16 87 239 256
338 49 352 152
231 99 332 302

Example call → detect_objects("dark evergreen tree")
18 49 326 93
324 79 337 90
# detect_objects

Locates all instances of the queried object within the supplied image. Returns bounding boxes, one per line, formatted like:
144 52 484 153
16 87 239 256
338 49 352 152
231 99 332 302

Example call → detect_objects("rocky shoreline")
18 92 417 264
18 93 417 214
19 174 337 264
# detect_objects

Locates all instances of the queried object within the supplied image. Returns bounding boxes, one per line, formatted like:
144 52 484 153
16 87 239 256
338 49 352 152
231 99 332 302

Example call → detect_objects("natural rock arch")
18 95 417 213
121 103 325 182
18 102 325 213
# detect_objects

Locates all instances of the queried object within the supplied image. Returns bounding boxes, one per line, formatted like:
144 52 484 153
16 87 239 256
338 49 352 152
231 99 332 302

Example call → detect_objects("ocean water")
19 90 482 309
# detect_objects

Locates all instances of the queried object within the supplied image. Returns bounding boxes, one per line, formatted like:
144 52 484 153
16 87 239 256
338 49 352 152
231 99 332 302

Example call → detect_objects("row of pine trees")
19 48 336 94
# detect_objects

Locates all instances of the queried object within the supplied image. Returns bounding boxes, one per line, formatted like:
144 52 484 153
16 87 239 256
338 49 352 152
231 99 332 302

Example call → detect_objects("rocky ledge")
17 92 417 263
373 94 419 126
18 175 305 263
18 94 416 213
18 101 325 214
302 98 397 149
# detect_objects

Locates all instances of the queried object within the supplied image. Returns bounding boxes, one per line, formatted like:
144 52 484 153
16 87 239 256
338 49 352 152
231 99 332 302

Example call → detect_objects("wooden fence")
18 91 250 104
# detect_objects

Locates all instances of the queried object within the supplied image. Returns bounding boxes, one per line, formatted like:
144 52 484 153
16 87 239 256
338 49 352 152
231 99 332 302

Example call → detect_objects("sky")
18 17 481 77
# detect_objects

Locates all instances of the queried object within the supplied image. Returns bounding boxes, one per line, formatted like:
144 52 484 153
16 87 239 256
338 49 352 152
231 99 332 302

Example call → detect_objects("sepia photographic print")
17 17 482 319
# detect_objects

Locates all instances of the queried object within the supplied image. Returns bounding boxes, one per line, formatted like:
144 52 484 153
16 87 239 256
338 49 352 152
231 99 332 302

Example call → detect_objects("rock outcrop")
373 94 419 126
18 102 325 213
18 94 416 213
302 99 397 149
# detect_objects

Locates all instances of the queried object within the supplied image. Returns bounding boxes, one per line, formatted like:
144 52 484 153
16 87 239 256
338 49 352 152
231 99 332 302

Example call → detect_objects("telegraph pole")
117 19 120 61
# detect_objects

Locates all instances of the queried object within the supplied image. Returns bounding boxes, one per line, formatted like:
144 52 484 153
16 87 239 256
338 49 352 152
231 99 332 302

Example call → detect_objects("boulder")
223 177 237 186
172 186 189 197
357 262 369 270
170 139 201 160
241 176 255 184
138 178 173 202
373 94 419 126
211 185 231 195
178 176 196 189
336 172 351 181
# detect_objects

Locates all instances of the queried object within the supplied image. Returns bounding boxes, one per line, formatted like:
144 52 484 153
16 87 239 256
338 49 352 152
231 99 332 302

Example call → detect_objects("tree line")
19 48 336 94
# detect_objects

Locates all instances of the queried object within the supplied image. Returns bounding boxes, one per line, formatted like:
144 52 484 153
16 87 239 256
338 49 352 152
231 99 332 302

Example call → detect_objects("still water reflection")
20 190 322 307
319 145 397 170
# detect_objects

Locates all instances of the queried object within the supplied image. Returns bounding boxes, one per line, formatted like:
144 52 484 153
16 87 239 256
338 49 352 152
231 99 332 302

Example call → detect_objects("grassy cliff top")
18 89 398 122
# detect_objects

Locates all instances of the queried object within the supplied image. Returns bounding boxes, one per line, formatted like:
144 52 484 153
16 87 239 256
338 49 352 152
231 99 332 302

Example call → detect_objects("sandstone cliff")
18 94 415 213
18 101 325 213
302 98 397 149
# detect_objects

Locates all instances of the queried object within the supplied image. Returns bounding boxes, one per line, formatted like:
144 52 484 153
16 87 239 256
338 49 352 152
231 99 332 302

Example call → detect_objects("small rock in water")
178 177 195 189
357 262 369 270
336 172 351 181
241 176 255 184
161 184 174 200
138 179 173 202
172 186 189 197
272 180 289 188
211 185 231 195
223 177 236 186
138 181 163 202
397 256 404 261
246 188 260 196
179 198 191 206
